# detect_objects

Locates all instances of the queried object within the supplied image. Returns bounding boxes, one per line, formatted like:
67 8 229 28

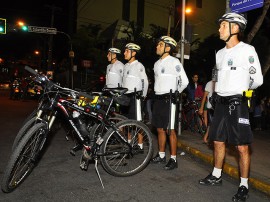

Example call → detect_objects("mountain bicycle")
180 100 207 136
1 66 153 193
11 79 127 152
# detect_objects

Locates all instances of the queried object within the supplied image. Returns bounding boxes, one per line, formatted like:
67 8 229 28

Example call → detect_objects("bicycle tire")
1 123 48 193
89 113 127 140
12 117 37 151
109 113 127 123
21 108 38 126
100 120 153 177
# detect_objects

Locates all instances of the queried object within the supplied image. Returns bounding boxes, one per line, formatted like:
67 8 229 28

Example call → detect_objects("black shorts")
207 109 214 126
152 99 176 129
122 95 142 120
209 101 253 145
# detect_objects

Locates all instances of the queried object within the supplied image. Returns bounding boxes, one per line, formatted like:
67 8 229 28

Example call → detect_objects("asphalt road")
0 91 269 202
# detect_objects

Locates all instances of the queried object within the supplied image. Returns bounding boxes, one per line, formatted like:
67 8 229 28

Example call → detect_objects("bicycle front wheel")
1 123 48 193
12 117 37 151
100 120 153 177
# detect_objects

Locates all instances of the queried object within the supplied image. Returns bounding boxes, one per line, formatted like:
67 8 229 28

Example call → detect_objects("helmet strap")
128 50 135 62
110 57 117 63
225 22 239 42
160 45 170 58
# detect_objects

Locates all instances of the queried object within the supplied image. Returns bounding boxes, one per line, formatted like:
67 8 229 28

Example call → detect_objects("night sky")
0 0 70 59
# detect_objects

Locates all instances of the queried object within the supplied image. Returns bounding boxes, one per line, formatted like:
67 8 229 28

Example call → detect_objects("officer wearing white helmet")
151 36 189 170
122 42 148 150
122 43 148 98
105 48 124 88
199 12 263 202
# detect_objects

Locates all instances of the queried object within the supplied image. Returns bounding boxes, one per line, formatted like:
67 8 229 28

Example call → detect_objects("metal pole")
180 0 186 65
226 0 231 12
167 5 173 36
178 0 186 136
57 31 74 89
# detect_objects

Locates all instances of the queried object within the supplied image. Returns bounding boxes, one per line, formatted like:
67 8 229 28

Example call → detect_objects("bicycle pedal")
80 160 89 171
70 149 76 156
70 144 83 156
80 155 90 171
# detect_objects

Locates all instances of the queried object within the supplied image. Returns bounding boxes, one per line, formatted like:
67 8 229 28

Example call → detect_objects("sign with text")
230 0 264 13
81 60 92 68
28 26 57 34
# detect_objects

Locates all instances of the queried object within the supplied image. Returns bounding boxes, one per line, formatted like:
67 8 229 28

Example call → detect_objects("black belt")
126 92 142 98
154 93 171 100
216 94 245 105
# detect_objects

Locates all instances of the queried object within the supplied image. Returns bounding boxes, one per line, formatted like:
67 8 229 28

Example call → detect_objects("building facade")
77 0 226 42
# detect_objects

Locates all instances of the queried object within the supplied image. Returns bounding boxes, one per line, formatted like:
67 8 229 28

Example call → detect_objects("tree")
245 0 270 76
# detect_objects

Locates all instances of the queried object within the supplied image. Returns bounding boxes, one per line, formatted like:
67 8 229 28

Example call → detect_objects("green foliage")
72 23 107 74
185 34 224 82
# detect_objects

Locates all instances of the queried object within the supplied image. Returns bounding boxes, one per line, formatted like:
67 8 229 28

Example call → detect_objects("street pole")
180 0 186 66
167 5 173 36
57 31 74 89
178 0 186 136
46 5 62 71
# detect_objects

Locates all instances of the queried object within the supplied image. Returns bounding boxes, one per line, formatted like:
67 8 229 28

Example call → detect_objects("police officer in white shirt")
151 36 189 170
122 43 148 150
199 13 263 202
106 48 124 88
122 43 148 120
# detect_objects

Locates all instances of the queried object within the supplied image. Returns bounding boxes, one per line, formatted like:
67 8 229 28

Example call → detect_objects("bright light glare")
185 7 192 14
18 21 25 26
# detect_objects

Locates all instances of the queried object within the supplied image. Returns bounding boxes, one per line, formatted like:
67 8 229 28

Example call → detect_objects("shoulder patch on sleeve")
175 65 181 72
249 66 256 74
248 56 254 64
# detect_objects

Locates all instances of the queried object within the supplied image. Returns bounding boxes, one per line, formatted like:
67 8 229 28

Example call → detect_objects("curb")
177 140 270 196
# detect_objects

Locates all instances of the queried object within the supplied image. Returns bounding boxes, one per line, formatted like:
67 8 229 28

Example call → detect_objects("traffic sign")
230 0 264 13
28 26 57 34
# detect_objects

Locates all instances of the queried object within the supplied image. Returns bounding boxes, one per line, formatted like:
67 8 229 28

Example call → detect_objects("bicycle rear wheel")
1 123 48 193
100 120 153 177
88 113 127 141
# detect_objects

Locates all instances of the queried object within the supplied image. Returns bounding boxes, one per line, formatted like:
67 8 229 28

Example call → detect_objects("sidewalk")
177 129 270 196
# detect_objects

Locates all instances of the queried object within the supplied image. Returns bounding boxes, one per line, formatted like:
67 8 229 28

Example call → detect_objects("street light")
17 21 28 31
185 7 192 14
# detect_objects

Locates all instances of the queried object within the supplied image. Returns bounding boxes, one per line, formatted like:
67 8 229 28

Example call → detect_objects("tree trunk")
245 0 270 76
246 0 270 44
262 54 270 76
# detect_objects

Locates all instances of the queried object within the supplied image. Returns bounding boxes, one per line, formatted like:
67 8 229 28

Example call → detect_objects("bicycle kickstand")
95 158 105 189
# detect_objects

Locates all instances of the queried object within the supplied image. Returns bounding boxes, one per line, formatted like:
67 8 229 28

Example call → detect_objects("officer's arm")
141 68 148 97
248 47 263 89
178 64 189 93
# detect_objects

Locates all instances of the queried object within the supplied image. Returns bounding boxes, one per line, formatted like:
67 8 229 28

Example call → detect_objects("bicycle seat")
103 87 128 95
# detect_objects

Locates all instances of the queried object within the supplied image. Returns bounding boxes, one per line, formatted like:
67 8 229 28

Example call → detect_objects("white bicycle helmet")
108 48 121 54
159 36 177 48
219 12 247 31
125 43 141 52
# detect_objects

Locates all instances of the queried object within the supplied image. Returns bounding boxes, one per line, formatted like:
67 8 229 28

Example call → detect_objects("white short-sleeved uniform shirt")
122 60 148 97
215 42 263 96
106 60 124 88
154 55 189 95
204 80 214 109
